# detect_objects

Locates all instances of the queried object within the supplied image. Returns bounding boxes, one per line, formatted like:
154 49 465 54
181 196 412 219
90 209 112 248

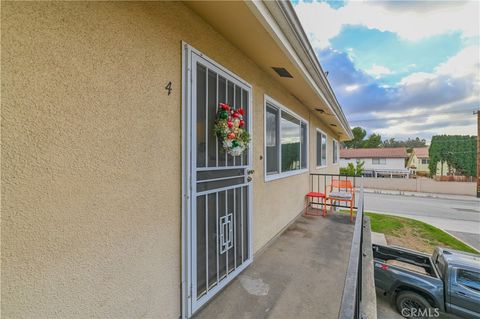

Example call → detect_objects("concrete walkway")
194 213 355 319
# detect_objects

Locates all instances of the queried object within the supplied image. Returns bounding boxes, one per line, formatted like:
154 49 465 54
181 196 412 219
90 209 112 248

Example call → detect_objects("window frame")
332 139 339 165
372 158 387 165
316 128 328 169
264 95 309 182
455 268 480 293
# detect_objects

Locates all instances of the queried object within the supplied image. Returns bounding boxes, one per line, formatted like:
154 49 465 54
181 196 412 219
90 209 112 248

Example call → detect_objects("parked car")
373 244 480 319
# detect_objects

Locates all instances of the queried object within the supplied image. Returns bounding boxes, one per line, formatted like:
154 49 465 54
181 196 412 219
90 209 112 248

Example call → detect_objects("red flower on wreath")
237 108 245 116
220 103 230 111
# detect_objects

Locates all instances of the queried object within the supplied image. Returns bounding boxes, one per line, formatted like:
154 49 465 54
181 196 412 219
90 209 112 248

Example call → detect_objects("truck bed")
373 244 439 278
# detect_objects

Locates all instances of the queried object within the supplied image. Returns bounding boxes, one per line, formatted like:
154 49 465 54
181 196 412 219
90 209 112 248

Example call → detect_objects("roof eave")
246 1 353 140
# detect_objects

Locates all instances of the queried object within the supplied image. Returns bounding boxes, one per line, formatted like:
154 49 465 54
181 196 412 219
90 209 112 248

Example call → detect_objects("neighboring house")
2 2 353 319
407 147 430 176
407 147 450 177
340 147 409 178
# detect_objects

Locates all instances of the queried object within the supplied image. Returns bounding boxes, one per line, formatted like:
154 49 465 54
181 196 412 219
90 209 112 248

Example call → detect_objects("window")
421 159 429 165
301 122 307 169
372 158 386 165
266 105 279 174
316 129 327 167
457 269 480 292
265 97 308 180
332 139 339 164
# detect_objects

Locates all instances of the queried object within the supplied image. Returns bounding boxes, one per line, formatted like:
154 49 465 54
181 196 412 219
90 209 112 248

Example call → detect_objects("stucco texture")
1 2 341 318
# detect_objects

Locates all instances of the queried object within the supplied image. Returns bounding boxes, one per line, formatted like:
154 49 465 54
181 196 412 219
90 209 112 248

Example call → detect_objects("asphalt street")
362 192 480 250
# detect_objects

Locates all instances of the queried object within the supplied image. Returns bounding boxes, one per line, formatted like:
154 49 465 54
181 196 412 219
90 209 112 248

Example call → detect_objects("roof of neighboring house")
340 147 408 159
413 147 429 158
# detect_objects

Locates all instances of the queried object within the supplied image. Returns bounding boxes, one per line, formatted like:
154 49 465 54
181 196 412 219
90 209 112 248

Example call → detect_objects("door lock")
247 169 255 175
247 176 253 182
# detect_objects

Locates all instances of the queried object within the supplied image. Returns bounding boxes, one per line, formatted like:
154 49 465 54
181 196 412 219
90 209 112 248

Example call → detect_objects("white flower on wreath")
230 146 244 157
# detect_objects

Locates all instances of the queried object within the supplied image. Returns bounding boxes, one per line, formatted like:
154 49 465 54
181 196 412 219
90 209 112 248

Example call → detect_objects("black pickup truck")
373 244 480 319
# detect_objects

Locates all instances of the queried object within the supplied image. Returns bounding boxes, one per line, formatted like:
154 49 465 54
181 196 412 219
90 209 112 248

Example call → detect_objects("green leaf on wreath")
219 111 228 119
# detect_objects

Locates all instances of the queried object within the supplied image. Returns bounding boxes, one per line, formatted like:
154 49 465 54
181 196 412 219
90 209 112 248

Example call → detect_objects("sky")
292 0 480 142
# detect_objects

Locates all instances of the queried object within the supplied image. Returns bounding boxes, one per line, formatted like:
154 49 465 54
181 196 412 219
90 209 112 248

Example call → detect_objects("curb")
441 229 480 254
367 211 480 254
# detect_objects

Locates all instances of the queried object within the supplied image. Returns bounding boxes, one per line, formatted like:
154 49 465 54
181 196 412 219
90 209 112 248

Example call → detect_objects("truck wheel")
395 291 433 318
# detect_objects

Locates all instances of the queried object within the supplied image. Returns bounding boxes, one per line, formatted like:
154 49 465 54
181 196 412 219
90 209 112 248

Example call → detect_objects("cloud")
365 64 392 78
373 0 469 14
436 46 480 78
345 84 360 92
400 72 436 85
319 46 479 138
293 0 480 140
294 0 479 48
396 45 480 107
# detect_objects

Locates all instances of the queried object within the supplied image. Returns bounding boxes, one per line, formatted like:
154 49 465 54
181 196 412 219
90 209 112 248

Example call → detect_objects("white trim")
182 43 254 318
263 95 309 182
315 128 328 169
188 45 252 91
265 95 308 124
181 41 191 319
265 168 309 182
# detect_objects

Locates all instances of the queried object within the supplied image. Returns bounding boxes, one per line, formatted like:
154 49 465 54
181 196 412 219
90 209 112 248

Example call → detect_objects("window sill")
315 165 327 170
265 168 309 182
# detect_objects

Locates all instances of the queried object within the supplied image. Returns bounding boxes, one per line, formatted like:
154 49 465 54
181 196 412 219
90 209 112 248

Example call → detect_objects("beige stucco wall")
2 2 342 318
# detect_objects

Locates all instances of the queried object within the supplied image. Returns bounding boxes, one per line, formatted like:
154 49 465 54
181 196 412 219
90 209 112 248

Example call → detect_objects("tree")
382 137 427 150
342 126 426 150
340 160 365 176
382 138 400 148
429 135 477 177
363 133 382 148
343 127 366 149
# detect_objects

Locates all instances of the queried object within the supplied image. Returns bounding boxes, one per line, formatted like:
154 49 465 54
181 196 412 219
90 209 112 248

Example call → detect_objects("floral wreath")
214 103 250 157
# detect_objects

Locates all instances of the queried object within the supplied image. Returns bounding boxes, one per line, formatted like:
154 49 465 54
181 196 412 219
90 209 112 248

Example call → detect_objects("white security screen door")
183 44 253 317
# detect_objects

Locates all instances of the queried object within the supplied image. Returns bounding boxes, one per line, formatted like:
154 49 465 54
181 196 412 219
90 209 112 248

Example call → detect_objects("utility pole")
475 110 480 198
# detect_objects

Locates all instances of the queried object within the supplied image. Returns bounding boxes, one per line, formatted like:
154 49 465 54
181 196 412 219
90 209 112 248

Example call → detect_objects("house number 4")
165 81 172 95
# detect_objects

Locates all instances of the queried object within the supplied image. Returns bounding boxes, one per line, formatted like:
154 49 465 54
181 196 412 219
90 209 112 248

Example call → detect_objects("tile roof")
340 147 407 159
413 147 429 158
